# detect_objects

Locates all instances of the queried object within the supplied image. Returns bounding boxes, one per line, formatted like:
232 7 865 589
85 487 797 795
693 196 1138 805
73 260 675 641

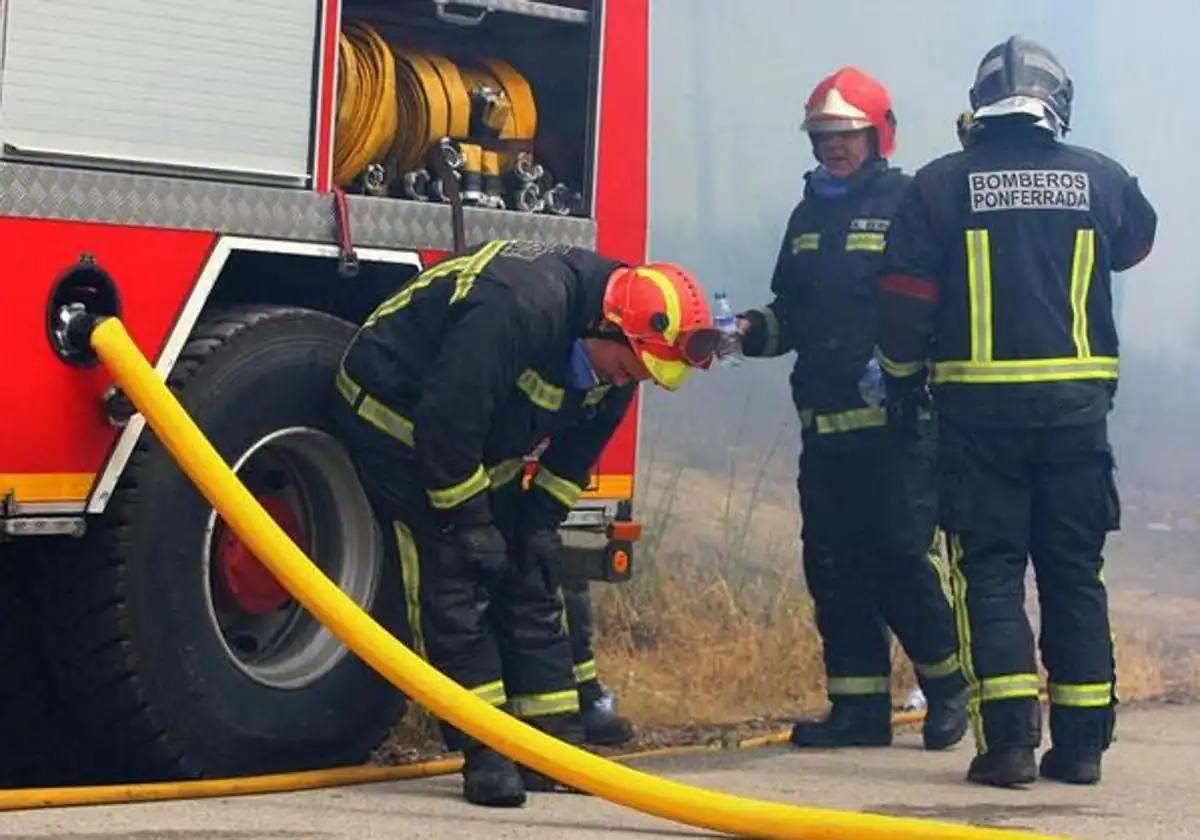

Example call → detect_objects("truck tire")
0 556 96 786
37 306 407 781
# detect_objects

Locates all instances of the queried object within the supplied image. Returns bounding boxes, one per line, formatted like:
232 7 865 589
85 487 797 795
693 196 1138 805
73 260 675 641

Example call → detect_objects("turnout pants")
562 577 603 705
799 425 964 706
940 419 1118 755
333 399 581 751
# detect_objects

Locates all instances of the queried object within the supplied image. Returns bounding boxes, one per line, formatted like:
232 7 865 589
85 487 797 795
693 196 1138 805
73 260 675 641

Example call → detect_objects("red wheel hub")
215 496 306 615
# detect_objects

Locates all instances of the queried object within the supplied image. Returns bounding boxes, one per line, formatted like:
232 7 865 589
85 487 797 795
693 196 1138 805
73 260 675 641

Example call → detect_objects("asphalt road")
1 704 1195 840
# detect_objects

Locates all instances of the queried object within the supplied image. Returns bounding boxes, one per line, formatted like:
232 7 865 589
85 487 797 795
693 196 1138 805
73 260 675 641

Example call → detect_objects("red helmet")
802 67 897 158
602 263 716 391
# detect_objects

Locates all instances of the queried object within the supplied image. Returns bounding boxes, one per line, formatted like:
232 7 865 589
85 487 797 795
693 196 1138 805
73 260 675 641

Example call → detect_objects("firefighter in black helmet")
738 67 968 751
878 36 1157 787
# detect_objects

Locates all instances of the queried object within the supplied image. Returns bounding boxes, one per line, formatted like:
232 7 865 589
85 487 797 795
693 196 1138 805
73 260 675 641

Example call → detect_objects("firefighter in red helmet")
737 67 968 750
332 240 715 807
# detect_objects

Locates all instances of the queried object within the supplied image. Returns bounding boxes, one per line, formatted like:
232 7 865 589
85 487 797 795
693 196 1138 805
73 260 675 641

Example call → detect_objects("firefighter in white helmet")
737 67 968 750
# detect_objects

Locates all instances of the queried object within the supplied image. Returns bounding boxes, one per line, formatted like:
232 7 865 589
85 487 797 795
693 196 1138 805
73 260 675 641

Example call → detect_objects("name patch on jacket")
969 170 1090 212
849 218 890 232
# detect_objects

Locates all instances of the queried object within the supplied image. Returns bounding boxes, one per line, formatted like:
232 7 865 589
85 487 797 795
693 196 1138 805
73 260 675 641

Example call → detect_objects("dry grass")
589 449 1200 729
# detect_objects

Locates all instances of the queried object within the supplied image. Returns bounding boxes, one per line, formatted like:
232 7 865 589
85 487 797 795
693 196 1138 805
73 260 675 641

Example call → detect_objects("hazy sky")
644 0 1198 486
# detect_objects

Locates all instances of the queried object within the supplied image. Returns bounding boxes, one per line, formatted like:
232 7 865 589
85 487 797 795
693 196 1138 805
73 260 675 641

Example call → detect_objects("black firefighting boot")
922 688 969 751
579 680 635 746
967 748 1037 788
518 712 586 793
462 745 526 807
789 695 892 748
1039 747 1102 784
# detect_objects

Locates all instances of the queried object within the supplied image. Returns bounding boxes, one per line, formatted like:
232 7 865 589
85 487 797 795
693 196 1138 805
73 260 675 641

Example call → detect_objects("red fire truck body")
0 0 647 783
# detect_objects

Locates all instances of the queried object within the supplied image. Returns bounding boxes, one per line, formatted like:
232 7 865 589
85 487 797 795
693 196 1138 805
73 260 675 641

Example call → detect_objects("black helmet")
969 36 1072 134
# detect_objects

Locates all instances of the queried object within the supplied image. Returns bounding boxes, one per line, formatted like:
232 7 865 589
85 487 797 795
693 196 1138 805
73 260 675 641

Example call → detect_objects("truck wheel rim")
202 427 380 690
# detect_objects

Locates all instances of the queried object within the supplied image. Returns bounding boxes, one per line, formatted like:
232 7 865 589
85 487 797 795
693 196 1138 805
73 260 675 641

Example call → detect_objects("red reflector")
608 521 642 542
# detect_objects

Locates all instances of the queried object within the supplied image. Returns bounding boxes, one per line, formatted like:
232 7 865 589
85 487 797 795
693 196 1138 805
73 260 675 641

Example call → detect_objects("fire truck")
0 0 647 784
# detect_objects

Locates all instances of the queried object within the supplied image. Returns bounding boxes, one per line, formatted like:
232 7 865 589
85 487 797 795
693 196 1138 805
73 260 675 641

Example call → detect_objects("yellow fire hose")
0 714 923 814
53 317 1061 840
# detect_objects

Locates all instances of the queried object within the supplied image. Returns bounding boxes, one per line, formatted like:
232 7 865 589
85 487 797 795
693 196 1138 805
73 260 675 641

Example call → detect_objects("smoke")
645 0 1195 472
642 0 1199 607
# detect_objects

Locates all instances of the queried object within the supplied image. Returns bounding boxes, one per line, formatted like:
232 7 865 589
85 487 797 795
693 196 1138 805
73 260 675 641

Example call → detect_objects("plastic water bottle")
858 356 886 407
713 291 743 368
902 687 927 712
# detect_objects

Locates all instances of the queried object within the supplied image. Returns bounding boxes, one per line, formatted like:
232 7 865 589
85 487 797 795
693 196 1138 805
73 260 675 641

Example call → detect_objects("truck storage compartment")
338 0 599 217
0 0 321 183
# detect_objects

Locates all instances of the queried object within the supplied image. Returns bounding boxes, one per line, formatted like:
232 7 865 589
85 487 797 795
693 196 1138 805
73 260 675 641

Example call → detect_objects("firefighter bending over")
737 67 968 751
877 36 1156 787
332 240 717 806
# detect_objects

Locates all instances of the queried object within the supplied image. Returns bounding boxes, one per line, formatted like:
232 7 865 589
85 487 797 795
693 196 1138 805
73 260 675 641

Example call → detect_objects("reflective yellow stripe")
751 306 780 356
949 534 986 751
916 652 961 680
337 369 417 448
845 232 886 252
427 465 489 510
634 267 683 345
487 459 526 490
335 367 361 405
966 229 993 362
393 522 427 659
573 659 598 684
470 679 508 707
827 675 890 696
366 240 508 326
533 467 584 508
878 350 924 378
926 532 953 606
1049 682 1113 708
814 406 888 435
583 384 613 407
508 689 580 718
358 395 415 447
450 239 509 303
792 233 820 252
1070 229 1096 358
978 673 1041 702
517 369 565 412
932 356 1119 384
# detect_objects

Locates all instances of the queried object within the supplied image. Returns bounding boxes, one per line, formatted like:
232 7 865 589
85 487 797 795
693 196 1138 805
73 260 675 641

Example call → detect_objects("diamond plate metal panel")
0 162 596 250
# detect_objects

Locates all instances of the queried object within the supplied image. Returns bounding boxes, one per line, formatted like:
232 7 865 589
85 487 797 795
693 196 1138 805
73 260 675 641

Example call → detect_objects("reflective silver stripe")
915 652 961 680
517 369 565 411
1049 682 1113 708
978 673 1041 702
1070 228 1096 358
932 356 1119 384
878 350 924 378
508 689 580 718
966 229 993 362
393 522 427 659
845 232 886 252
533 466 583 508
827 675 890 696
814 406 888 435
487 459 526 490
573 658 598 684
470 679 508 706
427 465 489 510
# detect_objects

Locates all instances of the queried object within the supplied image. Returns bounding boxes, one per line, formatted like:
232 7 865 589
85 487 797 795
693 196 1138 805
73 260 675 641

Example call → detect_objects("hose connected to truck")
44 313 1062 840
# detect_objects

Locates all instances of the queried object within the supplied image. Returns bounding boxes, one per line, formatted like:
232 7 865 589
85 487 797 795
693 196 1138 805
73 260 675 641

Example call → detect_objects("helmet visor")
639 350 693 391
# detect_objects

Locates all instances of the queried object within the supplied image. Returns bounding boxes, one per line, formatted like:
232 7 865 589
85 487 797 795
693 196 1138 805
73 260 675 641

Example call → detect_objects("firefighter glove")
887 382 933 439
